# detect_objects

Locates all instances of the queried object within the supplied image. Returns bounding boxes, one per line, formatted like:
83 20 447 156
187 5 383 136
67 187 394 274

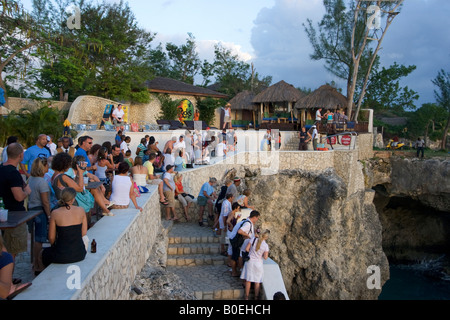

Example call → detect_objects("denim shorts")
30 207 49 243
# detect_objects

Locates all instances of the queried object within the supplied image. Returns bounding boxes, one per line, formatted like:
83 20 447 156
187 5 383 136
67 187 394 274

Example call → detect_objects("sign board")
341 135 352 146
177 99 194 125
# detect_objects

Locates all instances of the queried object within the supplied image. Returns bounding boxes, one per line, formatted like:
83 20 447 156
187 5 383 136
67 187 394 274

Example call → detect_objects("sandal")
7 282 32 300
159 200 169 205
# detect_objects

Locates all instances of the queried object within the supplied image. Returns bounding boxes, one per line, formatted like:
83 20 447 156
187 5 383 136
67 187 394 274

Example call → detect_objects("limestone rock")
245 168 389 300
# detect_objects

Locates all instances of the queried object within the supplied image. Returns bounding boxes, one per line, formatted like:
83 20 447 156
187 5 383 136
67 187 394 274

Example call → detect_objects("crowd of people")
0 128 271 300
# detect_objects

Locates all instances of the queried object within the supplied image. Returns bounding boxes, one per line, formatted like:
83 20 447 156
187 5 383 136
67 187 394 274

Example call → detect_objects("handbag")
242 238 257 263
230 219 251 249
75 190 95 213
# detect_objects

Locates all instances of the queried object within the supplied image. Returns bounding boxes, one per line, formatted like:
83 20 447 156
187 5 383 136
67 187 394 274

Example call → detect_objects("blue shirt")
74 148 92 173
21 145 51 173
198 182 214 198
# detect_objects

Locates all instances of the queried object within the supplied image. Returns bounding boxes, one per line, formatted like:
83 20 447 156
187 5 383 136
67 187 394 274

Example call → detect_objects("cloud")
250 0 334 91
250 0 450 106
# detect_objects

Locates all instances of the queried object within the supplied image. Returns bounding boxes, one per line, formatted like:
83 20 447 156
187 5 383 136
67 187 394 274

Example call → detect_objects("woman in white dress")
110 162 142 212
131 156 148 188
240 229 270 300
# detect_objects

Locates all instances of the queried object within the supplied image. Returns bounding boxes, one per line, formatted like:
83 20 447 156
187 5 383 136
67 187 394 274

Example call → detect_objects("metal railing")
321 131 359 150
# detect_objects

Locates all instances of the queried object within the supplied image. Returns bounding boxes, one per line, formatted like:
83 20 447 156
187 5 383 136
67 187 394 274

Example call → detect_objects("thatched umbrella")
252 80 305 124
228 90 258 126
295 84 349 126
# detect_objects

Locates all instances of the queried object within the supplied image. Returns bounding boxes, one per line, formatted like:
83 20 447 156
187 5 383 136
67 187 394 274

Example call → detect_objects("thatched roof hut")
253 80 304 104
228 90 257 110
146 77 228 99
295 84 348 110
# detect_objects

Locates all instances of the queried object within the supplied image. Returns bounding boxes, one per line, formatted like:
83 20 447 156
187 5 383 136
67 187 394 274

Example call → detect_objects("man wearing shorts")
112 104 125 129
197 177 217 226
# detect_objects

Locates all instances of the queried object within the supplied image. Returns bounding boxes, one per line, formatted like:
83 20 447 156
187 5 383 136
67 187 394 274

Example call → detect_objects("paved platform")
166 222 246 300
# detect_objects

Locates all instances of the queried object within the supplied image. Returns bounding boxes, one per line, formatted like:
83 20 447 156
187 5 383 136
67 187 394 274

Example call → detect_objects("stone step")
167 253 227 267
167 243 221 255
165 264 246 300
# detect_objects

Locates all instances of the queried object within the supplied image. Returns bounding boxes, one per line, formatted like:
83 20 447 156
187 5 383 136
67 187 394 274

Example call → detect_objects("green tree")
212 43 271 97
407 103 448 143
359 62 419 113
196 97 224 126
304 0 404 120
157 94 180 121
431 69 450 150
35 0 155 103
0 104 66 148
0 0 53 108
165 33 201 84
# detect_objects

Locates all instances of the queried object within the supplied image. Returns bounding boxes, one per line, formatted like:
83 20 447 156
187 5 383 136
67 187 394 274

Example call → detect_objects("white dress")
240 239 269 283
133 173 147 187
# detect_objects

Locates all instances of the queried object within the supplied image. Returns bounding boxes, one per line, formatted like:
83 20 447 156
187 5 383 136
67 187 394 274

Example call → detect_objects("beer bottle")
91 239 97 253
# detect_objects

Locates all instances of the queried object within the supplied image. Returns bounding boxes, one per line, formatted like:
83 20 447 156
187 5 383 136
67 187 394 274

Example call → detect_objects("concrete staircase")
282 135 300 151
166 223 246 300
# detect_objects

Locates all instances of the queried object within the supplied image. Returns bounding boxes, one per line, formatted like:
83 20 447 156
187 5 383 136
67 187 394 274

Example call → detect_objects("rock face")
244 167 389 300
364 157 450 275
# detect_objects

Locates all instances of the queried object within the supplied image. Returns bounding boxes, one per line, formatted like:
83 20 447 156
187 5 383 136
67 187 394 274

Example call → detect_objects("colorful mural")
177 99 194 124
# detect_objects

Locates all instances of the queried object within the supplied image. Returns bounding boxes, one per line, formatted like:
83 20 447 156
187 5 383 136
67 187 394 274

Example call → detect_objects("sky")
21 0 450 107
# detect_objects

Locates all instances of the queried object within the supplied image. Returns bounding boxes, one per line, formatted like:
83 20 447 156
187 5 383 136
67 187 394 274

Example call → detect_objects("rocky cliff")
242 167 389 300
362 156 450 274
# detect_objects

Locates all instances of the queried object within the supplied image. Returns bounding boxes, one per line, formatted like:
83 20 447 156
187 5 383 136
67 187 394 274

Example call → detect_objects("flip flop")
159 200 169 205
7 282 32 300
12 278 21 285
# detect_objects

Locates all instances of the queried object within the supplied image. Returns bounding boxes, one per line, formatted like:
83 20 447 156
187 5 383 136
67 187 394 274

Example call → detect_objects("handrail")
321 131 359 150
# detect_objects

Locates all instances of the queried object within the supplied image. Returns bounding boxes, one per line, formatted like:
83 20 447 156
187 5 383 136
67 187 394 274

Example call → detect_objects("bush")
157 94 180 121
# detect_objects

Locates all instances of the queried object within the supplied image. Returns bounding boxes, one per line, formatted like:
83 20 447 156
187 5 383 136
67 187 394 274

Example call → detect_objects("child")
124 150 134 168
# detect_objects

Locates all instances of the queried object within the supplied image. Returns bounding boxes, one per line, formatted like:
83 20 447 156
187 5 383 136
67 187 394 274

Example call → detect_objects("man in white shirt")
112 104 125 128
173 135 186 157
315 108 323 125
219 194 233 255
229 210 260 277
46 135 57 156
215 139 227 157
311 125 319 151
163 148 175 169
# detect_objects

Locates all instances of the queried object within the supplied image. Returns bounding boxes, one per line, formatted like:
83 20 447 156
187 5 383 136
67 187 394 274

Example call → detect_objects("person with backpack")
228 210 260 277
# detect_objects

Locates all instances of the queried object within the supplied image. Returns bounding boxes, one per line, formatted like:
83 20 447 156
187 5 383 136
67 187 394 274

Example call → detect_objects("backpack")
229 219 252 249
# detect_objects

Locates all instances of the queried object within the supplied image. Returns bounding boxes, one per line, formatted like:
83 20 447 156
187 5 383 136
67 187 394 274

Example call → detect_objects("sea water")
379 259 450 300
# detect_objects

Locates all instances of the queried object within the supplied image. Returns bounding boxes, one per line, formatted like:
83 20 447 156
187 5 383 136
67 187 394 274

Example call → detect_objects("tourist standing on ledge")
240 229 270 300
315 107 324 125
299 126 311 151
223 103 232 130
197 177 218 226
416 137 425 158
311 125 319 151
